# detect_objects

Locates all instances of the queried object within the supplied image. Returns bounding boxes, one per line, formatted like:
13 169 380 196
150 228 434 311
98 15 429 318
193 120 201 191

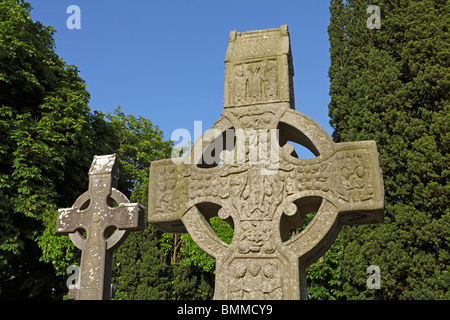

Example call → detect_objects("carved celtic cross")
148 25 384 299
56 154 145 300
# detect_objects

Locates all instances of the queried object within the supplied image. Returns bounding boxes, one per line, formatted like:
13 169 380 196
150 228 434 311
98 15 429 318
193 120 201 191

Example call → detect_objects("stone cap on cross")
224 24 295 109
89 153 119 181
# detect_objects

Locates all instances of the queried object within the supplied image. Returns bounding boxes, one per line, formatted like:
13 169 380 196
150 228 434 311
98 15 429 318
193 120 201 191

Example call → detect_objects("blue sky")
28 0 333 144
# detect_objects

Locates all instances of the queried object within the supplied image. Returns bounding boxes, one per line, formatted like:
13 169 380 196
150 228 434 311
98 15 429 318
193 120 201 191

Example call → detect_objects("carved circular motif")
69 188 129 250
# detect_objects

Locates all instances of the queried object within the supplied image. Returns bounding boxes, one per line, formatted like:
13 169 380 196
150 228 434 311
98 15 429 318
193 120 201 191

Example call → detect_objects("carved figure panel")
229 60 279 107
229 259 284 300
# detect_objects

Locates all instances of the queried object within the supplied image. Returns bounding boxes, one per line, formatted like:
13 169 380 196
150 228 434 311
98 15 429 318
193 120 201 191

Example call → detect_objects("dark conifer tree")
328 0 449 299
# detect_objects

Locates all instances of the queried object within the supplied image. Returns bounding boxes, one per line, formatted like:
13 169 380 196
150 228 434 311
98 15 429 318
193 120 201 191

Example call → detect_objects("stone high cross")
148 25 384 299
56 154 145 300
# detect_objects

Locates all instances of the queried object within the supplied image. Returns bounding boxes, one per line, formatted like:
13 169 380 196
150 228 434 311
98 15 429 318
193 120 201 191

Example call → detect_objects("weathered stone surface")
224 24 295 109
56 154 145 300
148 25 384 300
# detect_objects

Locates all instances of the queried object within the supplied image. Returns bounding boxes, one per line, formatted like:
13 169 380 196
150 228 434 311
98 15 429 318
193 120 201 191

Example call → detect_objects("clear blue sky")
28 0 333 144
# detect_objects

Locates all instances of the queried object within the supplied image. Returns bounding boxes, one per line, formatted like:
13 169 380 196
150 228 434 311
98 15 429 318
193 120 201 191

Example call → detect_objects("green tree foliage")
0 0 96 298
178 217 234 273
39 107 173 299
282 211 346 300
112 175 215 300
306 234 346 300
328 0 449 299
107 113 175 300
0 0 177 299
105 107 173 195
112 220 173 299
293 210 345 300
0 0 212 299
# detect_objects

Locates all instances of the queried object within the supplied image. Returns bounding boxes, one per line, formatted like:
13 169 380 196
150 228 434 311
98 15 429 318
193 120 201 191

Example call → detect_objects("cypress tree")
328 0 449 299
112 180 173 300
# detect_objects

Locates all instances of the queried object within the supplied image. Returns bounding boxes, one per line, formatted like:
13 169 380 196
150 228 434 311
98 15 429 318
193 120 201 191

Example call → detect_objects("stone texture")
56 154 145 300
148 25 384 300
224 24 295 108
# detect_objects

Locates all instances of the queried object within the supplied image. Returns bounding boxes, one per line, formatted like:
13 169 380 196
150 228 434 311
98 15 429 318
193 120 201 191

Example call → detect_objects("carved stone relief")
228 60 279 107
229 259 284 300
148 25 385 300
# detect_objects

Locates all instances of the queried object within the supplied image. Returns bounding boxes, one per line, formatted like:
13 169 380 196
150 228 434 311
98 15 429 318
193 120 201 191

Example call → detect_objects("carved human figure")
265 60 278 101
234 65 247 105
246 63 264 103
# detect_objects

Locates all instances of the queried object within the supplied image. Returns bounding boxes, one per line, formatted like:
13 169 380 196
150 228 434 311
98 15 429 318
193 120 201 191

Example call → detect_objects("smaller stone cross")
56 154 145 300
